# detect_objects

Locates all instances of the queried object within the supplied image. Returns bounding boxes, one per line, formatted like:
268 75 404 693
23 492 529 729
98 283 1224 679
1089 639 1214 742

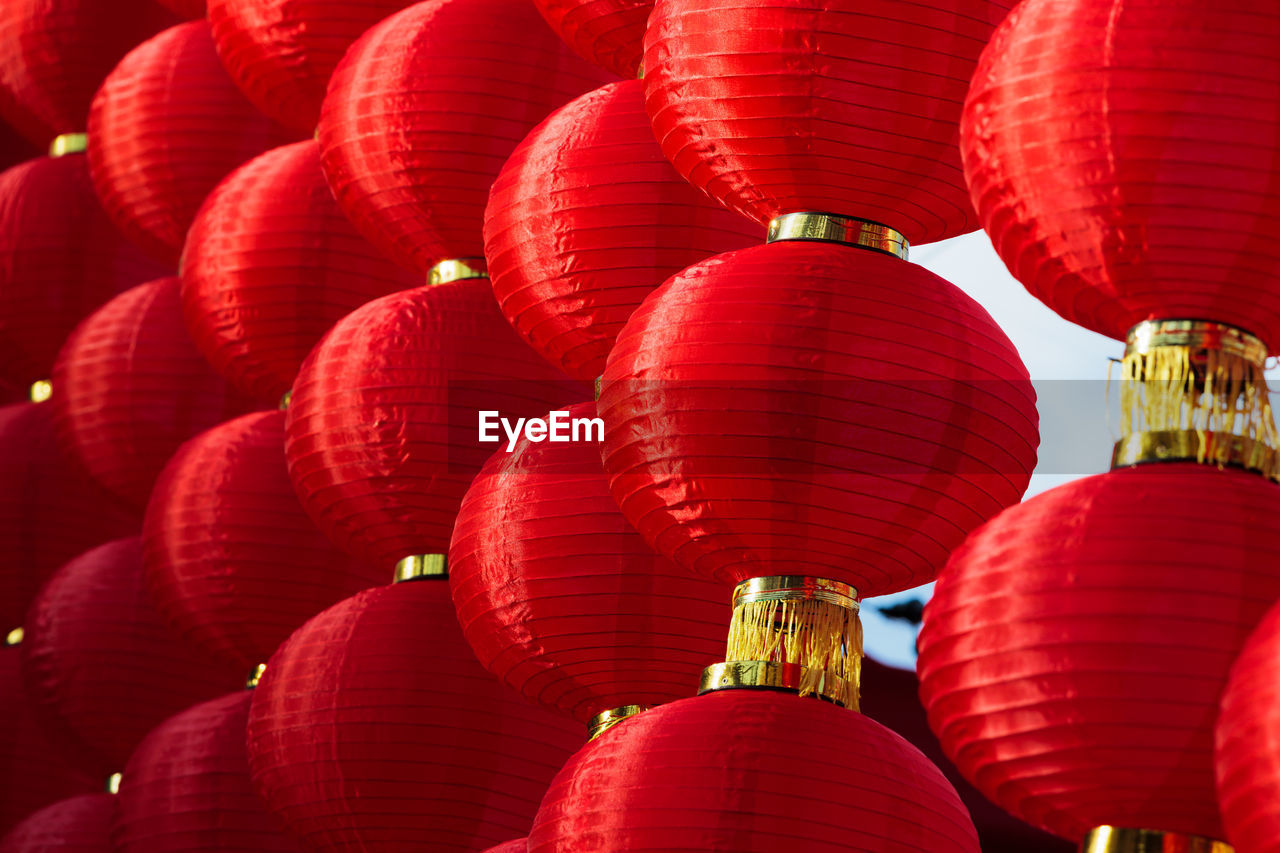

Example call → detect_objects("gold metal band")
4 627 23 646
594 376 603 401
766 212 909 260
105 773 122 795
29 380 51 403
278 390 292 410
49 133 87 157
1112 430 1279 480
245 663 267 690
427 257 488 285
586 704 648 741
732 576 859 611
393 554 448 583
1080 826 1233 853
1126 320 1267 366
698 660 850 707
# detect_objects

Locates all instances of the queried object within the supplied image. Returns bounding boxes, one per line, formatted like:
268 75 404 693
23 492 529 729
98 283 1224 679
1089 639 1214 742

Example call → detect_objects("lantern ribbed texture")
246 581 584 852
485 80 760 381
481 842 526 853
962 0 1280 345
531 0 650 79
113 692 300 853
87 21 296 265
155 0 205 18
528 690 980 852
450 400 731 724
144 411 388 671
0 794 115 853
0 0 176 146
1216 598 1280 853
642 0 1013 244
182 140 418 401
208 0 416 132
0 155 170 389
284 281 584 574
317 0 616 275
52 277 267 511
916 464 1280 842
599 241 1038 595
20 537 245 777
0 402 138 631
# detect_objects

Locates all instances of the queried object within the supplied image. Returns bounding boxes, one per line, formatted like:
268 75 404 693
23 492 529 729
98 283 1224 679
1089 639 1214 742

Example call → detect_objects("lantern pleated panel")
181 140 418 401
144 410 388 671
0 155 170 389
246 581 584 852
317 0 616 275
87 21 295 265
642 0 1013 244
20 537 244 777
528 690 980 852
285 281 583 574
51 276 266 511
0 794 114 853
208 0 417 133
113 691 300 853
962 0 1280 345
531 0 650 79
485 79 760 381
155 0 205 19
916 464 1280 842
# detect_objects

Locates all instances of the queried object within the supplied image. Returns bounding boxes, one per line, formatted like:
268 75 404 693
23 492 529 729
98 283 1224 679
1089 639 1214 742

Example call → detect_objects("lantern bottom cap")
393 554 448 583
1079 826 1233 853
698 660 851 708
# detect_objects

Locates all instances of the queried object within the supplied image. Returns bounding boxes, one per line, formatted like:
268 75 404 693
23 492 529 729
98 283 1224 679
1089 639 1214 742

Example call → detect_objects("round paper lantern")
0 794 114 853
52 276 266 510
144 410 388 671
155 0 205 20
528 689 979 852
285 280 584 575
181 140 418 401
0 153 170 389
450 400 731 727
87 21 295 265
208 0 416 133
531 0 649 79
917 464 1280 844
485 79 759 381
317 0 616 276
247 579 584 852
113 691 299 853
0 0 176 147
21 537 244 777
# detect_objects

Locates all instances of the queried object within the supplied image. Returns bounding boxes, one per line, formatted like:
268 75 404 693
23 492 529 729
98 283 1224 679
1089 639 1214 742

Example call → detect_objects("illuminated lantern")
87 21 294 265
247 573 583 851
144 410 386 671
0 794 115 853
181 140 417 401
531 0 650 79
317 0 615 277
485 80 759 381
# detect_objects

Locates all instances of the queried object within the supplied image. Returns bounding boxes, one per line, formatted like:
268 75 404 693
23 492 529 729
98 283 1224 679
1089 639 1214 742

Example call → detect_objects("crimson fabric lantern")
485 80 759 381
528 689 979 851
0 154 169 389
144 410 387 671
21 537 244 777
247 579 583 851
181 140 418 401
917 464 1280 843
0 794 114 853
208 0 416 133
155 0 205 19
531 0 650 79
113 692 299 853
317 0 615 276
87 21 295 265
52 276 266 510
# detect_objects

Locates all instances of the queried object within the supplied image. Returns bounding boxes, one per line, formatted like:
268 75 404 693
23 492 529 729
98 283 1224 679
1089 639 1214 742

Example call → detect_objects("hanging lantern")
0 794 114 853
181 140 417 401
485 79 759 381
208 0 416 133
317 0 615 277
144 410 387 672
154 0 205 20
113 691 300 853
87 21 295 265
530 0 650 79
21 537 244 778
51 276 266 510
246 573 583 851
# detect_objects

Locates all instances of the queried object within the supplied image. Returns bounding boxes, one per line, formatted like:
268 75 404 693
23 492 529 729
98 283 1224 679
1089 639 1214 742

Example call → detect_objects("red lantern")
246 579 583 851
0 154 169 389
208 0 416 133
21 537 244 777
114 691 299 853
181 140 418 401
485 79 759 381
144 410 387 671
0 794 114 853
317 0 615 276
916 464 1280 843
530 0 650 79
285 281 583 575
528 689 979 851
450 400 731 728
154 0 205 20
87 21 295 265
52 276 266 510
